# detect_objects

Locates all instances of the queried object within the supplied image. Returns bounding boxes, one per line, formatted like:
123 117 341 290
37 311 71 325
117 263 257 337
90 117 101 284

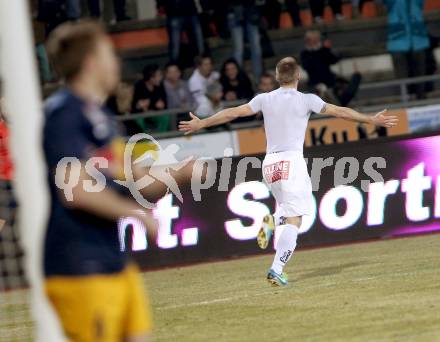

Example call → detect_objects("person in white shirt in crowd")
195 82 224 119
179 57 398 287
188 55 220 104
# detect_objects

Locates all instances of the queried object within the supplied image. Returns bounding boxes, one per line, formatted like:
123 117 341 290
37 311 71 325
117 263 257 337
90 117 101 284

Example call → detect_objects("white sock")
271 224 298 274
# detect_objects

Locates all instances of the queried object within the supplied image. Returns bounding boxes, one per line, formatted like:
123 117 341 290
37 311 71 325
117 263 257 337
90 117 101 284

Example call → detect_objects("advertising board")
120 132 440 268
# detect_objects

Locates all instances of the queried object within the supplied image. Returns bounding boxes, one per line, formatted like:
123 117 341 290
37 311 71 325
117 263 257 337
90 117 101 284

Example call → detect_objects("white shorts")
262 150 313 218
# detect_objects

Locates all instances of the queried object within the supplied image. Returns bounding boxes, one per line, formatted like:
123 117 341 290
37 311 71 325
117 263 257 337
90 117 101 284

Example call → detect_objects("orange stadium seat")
110 1 440 51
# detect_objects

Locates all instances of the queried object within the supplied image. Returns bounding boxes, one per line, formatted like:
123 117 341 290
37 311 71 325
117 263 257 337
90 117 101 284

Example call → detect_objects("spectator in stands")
309 0 344 23
32 6 55 83
106 83 139 134
425 35 439 93
384 0 429 99
36 0 66 33
286 0 303 27
0 97 13 183
259 0 282 30
220 58 254 101
188 55 220 104
199 0 229 39
132 65 167 112
157 0 205 63
301 30 337 87
164 63 195 109
252 72 278 121
195 82 224 118
226 0 263 79
107 82 133 115
260 0 302 28
258 0 302 28
300 30 361 106
0 96 17 250
66 0 129 21
351 0 373 18
131 64 169 132
258 72 278 93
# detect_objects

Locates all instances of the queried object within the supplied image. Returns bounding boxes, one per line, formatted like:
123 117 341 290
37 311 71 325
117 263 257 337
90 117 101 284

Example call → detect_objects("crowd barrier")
119 130 440 269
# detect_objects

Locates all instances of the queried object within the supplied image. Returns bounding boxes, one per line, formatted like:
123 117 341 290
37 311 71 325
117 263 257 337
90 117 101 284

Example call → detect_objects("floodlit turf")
0 290 33 341
1 234 439 341
145 234 440 342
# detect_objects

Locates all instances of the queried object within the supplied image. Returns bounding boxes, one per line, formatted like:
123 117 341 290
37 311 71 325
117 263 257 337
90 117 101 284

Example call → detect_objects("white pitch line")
156 278 343 310
156 289 277 310
352 276 378 282
352 269 433 283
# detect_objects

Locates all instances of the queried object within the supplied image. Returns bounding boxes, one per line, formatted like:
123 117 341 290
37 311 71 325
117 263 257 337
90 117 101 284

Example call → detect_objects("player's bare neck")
69 77 107 105
280 82 298 89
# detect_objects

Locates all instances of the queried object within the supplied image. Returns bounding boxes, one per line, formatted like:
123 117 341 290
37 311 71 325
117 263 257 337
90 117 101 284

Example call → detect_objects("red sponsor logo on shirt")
264 160 290 183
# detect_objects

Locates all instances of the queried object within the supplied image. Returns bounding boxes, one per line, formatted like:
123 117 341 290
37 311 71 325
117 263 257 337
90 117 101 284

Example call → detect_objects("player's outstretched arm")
178 104 255 135
320 103 399 127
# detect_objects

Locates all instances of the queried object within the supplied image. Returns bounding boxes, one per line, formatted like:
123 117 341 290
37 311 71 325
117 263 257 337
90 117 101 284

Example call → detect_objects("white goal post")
0 1 65 341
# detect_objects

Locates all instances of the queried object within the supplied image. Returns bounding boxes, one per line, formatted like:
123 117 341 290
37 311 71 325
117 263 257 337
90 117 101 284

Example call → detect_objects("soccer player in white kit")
179 57 398 286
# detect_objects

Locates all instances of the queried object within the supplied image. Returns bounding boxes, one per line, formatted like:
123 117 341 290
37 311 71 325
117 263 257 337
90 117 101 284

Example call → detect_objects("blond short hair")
46 20 107 81
275 57 299 85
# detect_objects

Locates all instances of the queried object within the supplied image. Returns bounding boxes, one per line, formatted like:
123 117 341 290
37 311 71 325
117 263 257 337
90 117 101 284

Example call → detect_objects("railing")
115 100 248 139
358 73 440 107
115 74 440 139
116 99 246 121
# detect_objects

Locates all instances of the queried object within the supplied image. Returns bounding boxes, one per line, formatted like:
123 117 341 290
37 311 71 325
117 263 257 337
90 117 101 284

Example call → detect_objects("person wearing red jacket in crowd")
0 97 13 183
0 96 18 270
0 96 12 232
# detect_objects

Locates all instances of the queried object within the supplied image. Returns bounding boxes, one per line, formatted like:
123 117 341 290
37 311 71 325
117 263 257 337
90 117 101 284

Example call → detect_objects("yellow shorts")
45 264 153 342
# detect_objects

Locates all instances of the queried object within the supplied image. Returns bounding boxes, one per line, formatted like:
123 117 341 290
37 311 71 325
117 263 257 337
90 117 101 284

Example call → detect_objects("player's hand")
136 210 159 240
371 109 398 128
179 112 204 135
137 99 150 111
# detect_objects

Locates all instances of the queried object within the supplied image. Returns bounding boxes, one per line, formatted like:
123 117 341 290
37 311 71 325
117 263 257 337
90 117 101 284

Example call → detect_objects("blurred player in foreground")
44 21 191 341
179 57 398 287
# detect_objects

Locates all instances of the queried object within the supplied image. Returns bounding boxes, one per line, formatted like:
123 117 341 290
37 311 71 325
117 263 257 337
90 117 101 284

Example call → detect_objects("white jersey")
248 88 326 154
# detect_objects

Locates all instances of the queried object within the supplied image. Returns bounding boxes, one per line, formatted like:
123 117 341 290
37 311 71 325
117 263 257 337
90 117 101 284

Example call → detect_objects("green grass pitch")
146 234 440 342
1 234 440 341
